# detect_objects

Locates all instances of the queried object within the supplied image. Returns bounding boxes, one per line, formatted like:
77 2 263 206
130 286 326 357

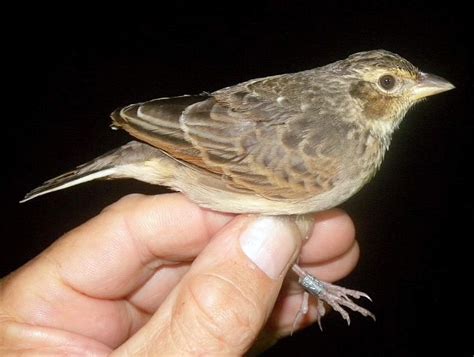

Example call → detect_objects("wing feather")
112 76 347 200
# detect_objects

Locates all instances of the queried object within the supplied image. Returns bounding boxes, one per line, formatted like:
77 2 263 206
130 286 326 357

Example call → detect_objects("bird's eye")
378 74 396 91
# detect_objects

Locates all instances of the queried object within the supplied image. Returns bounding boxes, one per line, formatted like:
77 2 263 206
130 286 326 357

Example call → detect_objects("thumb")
114 215 302 356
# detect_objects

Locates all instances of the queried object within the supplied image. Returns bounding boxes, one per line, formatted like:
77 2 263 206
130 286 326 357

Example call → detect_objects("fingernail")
239 217 299 279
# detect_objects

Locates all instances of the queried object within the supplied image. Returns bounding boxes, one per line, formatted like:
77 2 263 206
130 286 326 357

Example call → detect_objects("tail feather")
21 141 160 202
21 168 117 203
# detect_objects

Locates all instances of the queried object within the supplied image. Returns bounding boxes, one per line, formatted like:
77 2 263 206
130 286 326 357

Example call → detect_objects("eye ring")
378 74 396 91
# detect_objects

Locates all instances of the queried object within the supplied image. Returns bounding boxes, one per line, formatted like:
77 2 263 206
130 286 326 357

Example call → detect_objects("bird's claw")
298 273 375 327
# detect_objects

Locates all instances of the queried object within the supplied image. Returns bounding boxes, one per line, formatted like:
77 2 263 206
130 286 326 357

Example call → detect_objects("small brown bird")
23 50 454 325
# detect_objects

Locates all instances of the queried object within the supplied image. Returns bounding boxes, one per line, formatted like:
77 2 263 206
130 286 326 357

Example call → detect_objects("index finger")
33 193 234 299
0 193 235 348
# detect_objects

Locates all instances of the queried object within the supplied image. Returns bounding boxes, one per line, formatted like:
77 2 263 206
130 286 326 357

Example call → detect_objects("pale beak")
411 72 455 100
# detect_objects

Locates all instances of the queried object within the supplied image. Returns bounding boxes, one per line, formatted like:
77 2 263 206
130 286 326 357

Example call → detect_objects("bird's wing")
113 79 342 200
111 95 209 168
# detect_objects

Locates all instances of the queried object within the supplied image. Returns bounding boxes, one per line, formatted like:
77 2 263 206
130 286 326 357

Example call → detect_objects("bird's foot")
292 264 375 329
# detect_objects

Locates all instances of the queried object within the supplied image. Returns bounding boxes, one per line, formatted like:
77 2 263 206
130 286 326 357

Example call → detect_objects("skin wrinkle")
169 305 197 354
204 271 261 331
63 216 139 298
148 306 174 353
123 301 139 346
103 200 162 278
131 325 165 357
118 208 159 273
7 274 119 347
126 265 167 315
19 211 144 347
0 324 112 356
166 284 218 354
133 198 187 262
127 276 154 315
176 300 221 354
182 271 262 352
125 227 183 284
11 254 70 325
48 282 126 347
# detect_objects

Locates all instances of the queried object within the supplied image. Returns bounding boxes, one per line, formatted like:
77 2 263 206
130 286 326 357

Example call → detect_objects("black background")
2 2 472 356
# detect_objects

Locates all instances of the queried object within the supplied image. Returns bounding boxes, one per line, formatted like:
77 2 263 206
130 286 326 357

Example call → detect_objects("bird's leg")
292 264 375 328
290 213 375 328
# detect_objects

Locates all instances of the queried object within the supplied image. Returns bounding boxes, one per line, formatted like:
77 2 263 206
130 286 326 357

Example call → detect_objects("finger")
113 215 302 356
301 241 360 282
1 193 235 347
126 263 192 314
47 193 234 298
299 208 356 263
129 208 355 313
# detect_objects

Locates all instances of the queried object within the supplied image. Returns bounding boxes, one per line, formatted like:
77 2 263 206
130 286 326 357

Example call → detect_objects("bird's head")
334 50 454 136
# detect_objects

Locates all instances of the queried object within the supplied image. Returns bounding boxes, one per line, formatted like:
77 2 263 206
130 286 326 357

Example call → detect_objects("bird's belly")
179 173 368 215
151 152 379 215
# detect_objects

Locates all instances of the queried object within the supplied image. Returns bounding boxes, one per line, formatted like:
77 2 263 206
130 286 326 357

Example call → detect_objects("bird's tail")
21 141 165 202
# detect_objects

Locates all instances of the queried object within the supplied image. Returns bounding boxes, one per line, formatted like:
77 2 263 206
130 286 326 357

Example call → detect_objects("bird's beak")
411 72 455 100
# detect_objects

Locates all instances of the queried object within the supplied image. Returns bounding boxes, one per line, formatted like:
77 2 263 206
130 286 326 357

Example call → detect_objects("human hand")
0 193 359 355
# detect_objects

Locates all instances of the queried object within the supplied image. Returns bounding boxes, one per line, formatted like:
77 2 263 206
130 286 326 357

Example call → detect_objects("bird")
22 49 454 326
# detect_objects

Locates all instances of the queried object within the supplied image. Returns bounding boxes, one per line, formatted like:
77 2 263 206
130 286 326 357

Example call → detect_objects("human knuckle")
182 272 263 348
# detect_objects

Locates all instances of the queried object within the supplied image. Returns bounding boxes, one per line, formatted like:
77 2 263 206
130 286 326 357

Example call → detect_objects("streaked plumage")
23 50 454 216
22 49 454 325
